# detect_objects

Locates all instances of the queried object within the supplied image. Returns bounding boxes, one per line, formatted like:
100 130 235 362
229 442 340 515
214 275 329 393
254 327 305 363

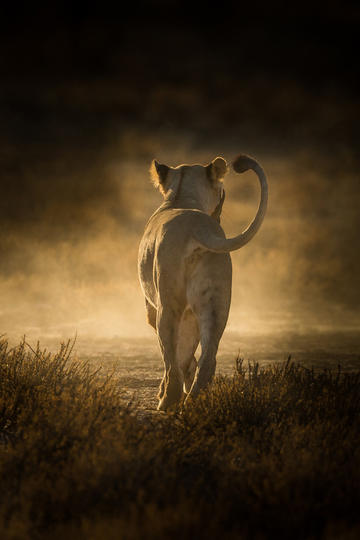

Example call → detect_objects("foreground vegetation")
0 338 359 539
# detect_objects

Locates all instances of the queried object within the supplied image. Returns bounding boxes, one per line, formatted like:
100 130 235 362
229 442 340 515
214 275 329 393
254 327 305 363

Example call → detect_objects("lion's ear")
206 156 228 183
150 159 169 191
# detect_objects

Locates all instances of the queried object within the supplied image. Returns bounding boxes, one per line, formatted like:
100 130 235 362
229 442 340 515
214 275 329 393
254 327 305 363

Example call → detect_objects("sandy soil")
44 330 359 413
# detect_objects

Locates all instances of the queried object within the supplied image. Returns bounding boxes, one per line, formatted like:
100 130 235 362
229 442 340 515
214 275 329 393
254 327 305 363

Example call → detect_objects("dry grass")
0 338 360 539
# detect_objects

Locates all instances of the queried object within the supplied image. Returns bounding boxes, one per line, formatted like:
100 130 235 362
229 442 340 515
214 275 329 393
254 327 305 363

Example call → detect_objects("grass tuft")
0 339 359 539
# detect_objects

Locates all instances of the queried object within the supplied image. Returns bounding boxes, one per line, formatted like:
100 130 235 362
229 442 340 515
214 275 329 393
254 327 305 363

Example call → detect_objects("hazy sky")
1 4 359 340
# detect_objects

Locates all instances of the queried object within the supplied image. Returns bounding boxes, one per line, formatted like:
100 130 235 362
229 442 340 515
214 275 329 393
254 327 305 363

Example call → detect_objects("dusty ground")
39 330 359 413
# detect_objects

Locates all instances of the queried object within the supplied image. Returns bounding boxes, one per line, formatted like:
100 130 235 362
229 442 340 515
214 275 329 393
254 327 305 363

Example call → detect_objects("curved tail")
194 155 268 252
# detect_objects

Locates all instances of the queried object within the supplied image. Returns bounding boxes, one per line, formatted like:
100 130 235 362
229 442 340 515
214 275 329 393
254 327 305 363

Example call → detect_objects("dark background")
1 2 359 338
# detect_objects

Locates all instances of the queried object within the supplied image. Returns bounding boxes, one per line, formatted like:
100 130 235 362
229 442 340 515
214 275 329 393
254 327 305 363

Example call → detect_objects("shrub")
0 340 359 539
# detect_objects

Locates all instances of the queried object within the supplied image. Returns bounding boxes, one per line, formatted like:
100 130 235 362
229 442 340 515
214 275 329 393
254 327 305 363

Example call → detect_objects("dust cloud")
1 128 359 344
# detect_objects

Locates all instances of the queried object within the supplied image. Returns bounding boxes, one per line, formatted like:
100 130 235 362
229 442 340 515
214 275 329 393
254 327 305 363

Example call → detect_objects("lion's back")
139 208 229 302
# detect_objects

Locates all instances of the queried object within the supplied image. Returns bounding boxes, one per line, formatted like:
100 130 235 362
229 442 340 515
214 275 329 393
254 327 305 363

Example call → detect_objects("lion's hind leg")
184 357 197 394
185 255 232 402
156 304 184 411
145 299 157 330
185 310 225 402
176 308 199 395
189 325 220 399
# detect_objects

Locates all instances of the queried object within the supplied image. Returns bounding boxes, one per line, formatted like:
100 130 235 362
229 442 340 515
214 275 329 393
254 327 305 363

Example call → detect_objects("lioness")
138 154 268 410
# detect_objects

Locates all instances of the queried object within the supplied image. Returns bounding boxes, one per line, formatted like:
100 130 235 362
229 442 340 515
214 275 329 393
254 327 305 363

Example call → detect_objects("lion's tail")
194 155 268 253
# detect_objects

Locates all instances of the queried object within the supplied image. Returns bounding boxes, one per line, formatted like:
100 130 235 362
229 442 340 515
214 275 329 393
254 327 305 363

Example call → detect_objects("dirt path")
69 331 360 412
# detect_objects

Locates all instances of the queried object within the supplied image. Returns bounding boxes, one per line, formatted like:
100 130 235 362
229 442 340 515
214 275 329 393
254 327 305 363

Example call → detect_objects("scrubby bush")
0 339 359 539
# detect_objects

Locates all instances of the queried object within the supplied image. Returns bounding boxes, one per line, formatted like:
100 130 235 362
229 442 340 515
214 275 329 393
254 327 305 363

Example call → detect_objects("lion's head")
150 157 228 217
